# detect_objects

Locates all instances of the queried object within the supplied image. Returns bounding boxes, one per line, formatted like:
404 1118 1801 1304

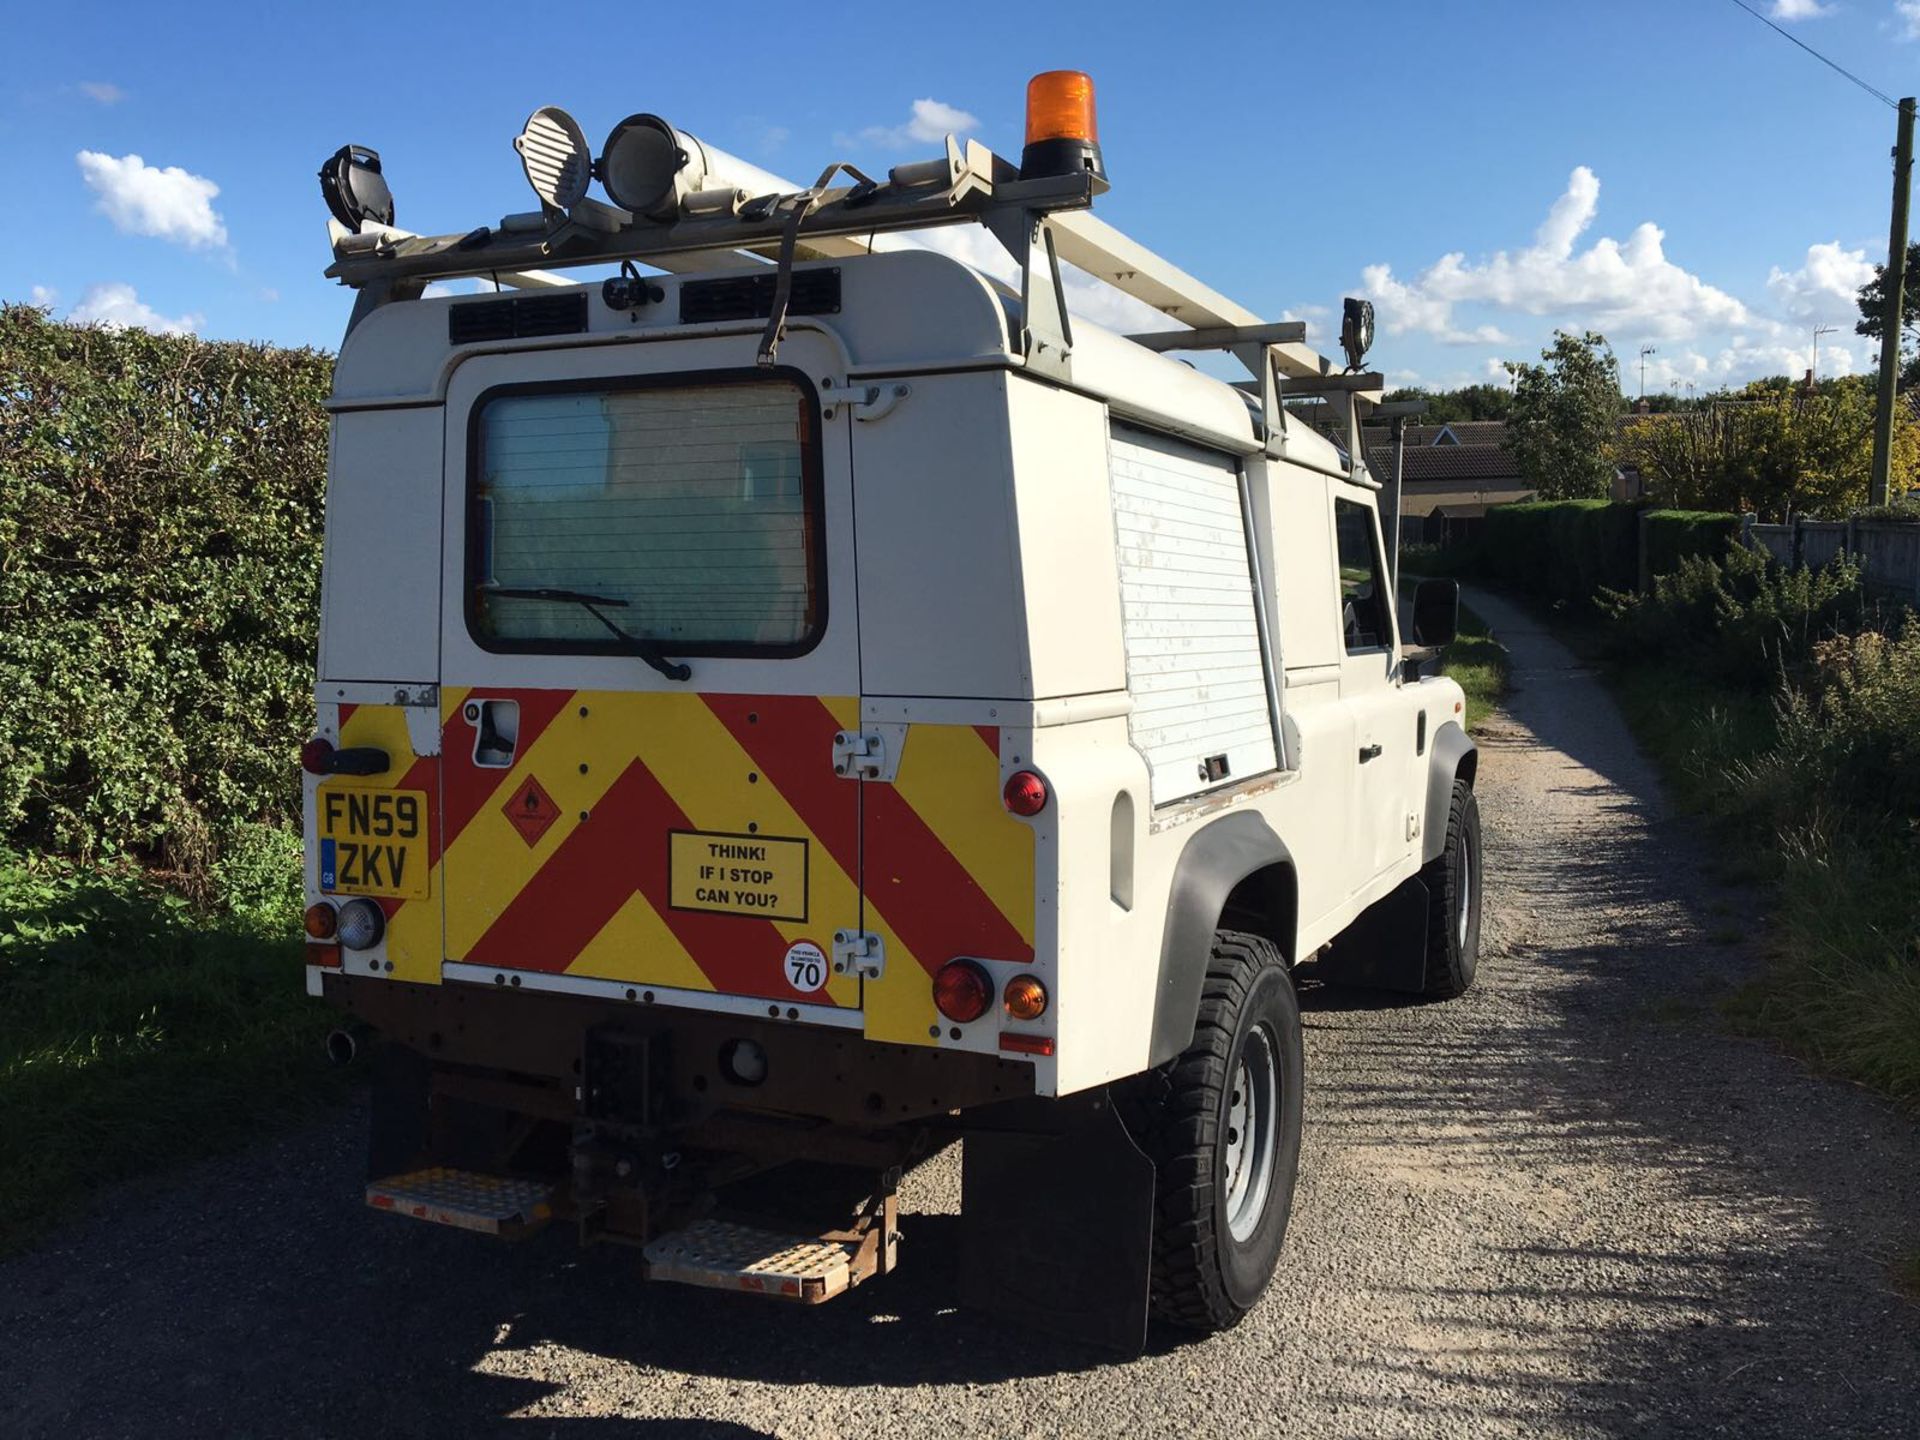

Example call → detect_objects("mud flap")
958 1087 1156 1353
368 1041 432 1180
1316 873 1430 992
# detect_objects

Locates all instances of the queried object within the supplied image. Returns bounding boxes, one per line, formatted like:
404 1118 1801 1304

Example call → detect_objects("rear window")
467 372 823 656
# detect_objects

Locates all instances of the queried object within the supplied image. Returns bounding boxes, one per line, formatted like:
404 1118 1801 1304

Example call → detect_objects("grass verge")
0 848 344 1255
1445 598 1511 731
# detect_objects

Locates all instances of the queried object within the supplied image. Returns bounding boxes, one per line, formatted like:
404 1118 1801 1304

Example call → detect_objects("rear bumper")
323 971 1034 1131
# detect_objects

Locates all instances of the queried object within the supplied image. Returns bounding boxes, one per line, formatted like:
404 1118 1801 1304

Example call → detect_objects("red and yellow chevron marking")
428 689 1033 1045
324 689 1034 1044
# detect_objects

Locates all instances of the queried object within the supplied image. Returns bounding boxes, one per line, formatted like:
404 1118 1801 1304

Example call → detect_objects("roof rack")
322 119 1382 432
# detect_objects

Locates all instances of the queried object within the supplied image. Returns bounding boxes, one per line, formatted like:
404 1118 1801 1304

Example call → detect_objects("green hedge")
1641 509 1740 582
1482 499 1640 606
0 305 332 892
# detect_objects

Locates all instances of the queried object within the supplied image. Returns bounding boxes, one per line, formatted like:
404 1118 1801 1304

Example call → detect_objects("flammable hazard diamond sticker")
502 775 561 847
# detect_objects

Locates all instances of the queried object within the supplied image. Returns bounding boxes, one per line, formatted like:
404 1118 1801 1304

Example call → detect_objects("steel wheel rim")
1456 824 1475 951
1223 1022 1279 1242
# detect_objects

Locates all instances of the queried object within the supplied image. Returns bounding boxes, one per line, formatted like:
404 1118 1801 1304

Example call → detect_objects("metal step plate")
366 1167 556 1237
644 1219 858 1303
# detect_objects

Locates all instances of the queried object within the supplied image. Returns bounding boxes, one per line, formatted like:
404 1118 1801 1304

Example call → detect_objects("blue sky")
6 0 1919 392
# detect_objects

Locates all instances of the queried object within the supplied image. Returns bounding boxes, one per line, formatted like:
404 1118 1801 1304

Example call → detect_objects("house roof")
1360 420 1510 451
1364 443 1530 486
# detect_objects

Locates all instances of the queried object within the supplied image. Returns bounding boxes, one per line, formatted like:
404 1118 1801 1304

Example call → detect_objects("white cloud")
76 151 228 250
30 284 57 306
1899 1 1920 39
1363 166 1752 346
68 282 201 335
1281 304 1331 343
1766 240 1876 322
1769 0 1832 18
841 98 980 150
77 81 125 104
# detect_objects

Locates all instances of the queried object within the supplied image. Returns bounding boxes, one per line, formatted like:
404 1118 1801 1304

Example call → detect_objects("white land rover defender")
302 73 1482 1349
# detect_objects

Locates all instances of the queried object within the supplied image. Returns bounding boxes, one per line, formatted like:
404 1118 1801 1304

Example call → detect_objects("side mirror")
1411 578 1459 647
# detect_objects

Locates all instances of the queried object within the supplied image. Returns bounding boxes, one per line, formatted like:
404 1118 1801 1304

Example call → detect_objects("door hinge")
1406 812 1422 842
831 726 904 782
837 382 911 423
832 930 886 981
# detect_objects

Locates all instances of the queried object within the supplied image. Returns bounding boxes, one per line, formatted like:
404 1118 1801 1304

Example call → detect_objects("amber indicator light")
1003 973 1049 1022
1025 70 1098 146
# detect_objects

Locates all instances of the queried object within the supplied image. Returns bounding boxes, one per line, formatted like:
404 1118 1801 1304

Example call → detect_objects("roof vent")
448 292 588 345
680 269 840 325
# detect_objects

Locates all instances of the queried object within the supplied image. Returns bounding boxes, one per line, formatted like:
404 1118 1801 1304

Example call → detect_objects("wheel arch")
1147 811 1296 1069
1422 720 1477 865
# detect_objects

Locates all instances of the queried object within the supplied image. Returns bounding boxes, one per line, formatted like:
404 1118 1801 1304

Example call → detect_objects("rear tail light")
335 898 386 951
1002 769 1049 817
300 737 335 775
933 959 993 1024
306 941 342 969
1003 973 1048 1021
303 902 338 940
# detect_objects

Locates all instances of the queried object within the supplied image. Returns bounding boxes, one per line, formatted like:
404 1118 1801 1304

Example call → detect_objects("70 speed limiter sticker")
783 940 829 995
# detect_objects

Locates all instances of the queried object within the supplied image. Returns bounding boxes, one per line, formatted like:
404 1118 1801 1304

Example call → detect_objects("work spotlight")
598 114 697 221
318 145 395 232
514 106 592 214
1341 298 1375 371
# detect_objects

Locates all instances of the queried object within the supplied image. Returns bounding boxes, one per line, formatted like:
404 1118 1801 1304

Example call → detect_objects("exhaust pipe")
325 1028 359 1066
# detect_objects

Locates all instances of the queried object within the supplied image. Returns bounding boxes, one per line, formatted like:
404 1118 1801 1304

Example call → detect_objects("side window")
1333 498 1390 654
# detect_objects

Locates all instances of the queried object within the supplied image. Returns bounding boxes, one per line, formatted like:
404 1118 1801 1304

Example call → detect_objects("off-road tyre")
1123 931 1304 1333
1420 778 1482 998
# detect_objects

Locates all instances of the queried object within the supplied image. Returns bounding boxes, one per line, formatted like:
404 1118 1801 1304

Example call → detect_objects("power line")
1724 0 1899 110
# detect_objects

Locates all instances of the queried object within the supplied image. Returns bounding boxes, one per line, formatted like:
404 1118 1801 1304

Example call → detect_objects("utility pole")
1639 345 1657 402
1870 96 1915 508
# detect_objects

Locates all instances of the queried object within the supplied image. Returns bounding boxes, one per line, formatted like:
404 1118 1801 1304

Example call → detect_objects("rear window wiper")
484 587 692 682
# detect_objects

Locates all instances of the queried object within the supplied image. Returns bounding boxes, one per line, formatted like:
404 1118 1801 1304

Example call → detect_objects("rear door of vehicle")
436 330 864 1019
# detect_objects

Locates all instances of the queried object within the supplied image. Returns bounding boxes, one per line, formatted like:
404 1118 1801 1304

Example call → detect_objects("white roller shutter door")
1108 425 1278 806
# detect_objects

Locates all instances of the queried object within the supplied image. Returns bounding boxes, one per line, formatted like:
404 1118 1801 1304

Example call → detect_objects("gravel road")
4 587 1918 1438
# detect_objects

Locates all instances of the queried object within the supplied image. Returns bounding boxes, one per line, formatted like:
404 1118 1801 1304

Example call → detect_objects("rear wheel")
1126 931 1303 1332
1420 778 1482 998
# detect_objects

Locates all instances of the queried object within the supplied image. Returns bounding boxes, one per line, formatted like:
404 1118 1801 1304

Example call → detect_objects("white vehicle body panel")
309 247 1468 1100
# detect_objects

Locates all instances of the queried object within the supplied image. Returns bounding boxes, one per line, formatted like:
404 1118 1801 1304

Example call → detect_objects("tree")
1383 383 1515 423
1617 375 1918 521
1853 241 1920 388
1502 331 1622 499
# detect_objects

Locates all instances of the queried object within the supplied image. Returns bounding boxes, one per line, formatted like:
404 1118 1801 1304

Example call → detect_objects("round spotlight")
514 106 591 213
598 114 699 220
336 898 386 951
719 1038 768 1087
317 145 395 232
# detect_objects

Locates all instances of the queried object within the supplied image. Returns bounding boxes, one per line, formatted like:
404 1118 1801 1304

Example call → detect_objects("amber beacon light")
1021 70 1104 181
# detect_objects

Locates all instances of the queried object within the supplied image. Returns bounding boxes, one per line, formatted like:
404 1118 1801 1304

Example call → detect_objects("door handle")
1358 743 1382 763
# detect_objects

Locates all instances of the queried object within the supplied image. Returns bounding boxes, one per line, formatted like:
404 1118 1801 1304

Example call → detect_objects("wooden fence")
1745 517 1920 601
